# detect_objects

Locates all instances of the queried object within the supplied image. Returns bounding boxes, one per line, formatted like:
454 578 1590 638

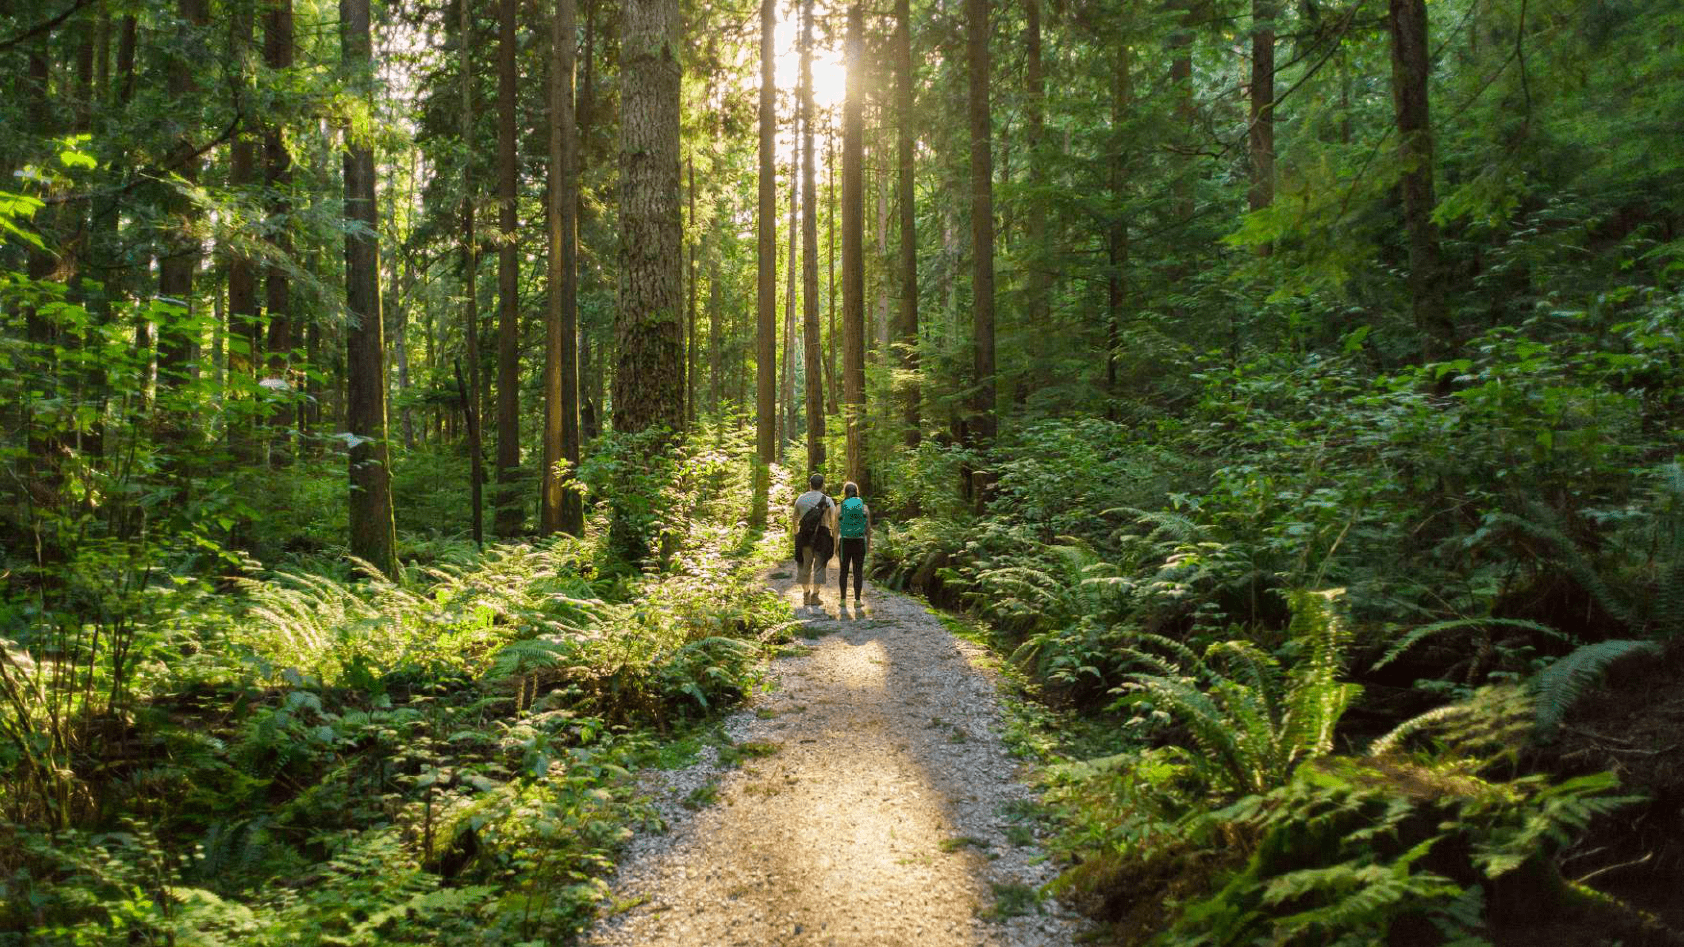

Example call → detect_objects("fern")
1532 639 1662 737
1371 617 1561 671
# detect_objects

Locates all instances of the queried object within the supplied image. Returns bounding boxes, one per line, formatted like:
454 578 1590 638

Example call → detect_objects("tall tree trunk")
965 0 996 447
542 0 584 536
782 122 798 461
800 0 824 474
893 0 919 447
1387 0 1455 361
613 0 685 435
228 7 258 418
341 0 398 577
1249 0 1276 255
755 0 777 486
842 4 867 489
460 0 484 545
494 0 523 537
826 126 838 416
265 0 295 464
1167 0 1195 225
157 0 210 389
1107 39 1132 404
1023 0 1050 380
578 0 600 441
686 156 698 426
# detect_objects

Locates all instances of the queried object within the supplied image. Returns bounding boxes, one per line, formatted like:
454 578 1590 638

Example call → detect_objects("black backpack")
797 497 834 562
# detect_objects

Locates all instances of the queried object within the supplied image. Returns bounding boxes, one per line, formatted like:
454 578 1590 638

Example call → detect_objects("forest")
2 0 1682 942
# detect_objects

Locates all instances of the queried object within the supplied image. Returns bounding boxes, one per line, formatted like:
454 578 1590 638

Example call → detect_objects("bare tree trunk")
894 0 919 447
966 0 996 446
494 0 523 537
687 155 698 426
1387 0 1456 361
782 121 799 461
157 0 210 389
800 0 824 474
228 6 258 451
1107 39 1132 404
542 0 584 536
1249 0 1276 255
341 0 397 577
826 126 839 416
1023 0 1050 381
842 4 867 488
460 0 484 546
613 0 685 435
265 0 295 464
755 0 777 473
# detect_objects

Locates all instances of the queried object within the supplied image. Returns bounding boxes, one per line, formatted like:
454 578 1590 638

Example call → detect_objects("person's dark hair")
809 473 825 490
843 481 858 498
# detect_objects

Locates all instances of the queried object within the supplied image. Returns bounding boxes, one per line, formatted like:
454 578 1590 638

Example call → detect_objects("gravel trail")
582 571 1077 947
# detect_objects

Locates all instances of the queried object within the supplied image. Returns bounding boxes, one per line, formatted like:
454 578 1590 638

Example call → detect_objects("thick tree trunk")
541 0 584 536
755 0 777 469
965 0 996 446
265 0 295 464
801 0 824 474
1168 0 1195 225
613 0 685 435
894 0 919 447
1249 0 1276 255
459 0 484 546
494 0 523 537
842 4 867 488
341 0 398 577
157 0 210 387
1387 0 1456 362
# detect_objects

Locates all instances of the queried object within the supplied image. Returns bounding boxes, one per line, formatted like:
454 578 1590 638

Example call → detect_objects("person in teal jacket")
835 481 871 607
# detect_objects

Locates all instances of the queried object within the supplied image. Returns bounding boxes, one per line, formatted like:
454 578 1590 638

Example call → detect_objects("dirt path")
583 572 1077 947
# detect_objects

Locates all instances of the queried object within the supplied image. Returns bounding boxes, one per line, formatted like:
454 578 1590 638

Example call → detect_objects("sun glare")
773 9 848 112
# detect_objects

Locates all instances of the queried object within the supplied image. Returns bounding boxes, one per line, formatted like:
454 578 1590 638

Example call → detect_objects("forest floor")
581 569 1078 947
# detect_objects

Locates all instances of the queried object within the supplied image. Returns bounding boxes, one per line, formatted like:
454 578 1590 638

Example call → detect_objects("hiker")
792 473 836 606
836 481 870 607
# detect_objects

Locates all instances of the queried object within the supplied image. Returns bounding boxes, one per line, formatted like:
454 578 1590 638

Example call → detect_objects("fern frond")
1372 618 1561 671
1533 639 1661 736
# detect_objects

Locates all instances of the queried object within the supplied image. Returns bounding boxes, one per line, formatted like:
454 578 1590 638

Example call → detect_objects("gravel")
581 572 1078 947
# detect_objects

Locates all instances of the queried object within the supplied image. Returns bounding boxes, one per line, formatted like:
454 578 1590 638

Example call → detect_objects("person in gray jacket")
792 474 836 606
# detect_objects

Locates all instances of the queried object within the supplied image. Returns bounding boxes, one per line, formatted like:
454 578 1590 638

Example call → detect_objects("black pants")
838 537 866 599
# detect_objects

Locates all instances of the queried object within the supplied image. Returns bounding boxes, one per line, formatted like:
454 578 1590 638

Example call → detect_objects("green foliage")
1532 640 1664 738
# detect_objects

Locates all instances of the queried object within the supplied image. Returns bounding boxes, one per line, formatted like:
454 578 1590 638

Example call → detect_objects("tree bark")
826 126 838 416
782 120 799 461
157 0 210 387
801 0 824 474
965 0 996 445
265 0 295 464
1108 39 1132 404
494 0 523 537
754 0 778 480
341 0 398 577
687 156 698 426
1387 0 1456 361
613 0 685 435
459 0 484 546
1249 0 1276 255
542 0 584 536
842 4 867 488
228 8 258 403
894 0 919 447
1023 0 1050 380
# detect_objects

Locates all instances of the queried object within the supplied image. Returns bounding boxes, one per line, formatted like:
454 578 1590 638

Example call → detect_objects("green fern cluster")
1114 588 1361 796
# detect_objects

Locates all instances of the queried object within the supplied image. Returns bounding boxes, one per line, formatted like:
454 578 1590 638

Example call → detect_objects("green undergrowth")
0 426 800 946
869 332 1684 944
